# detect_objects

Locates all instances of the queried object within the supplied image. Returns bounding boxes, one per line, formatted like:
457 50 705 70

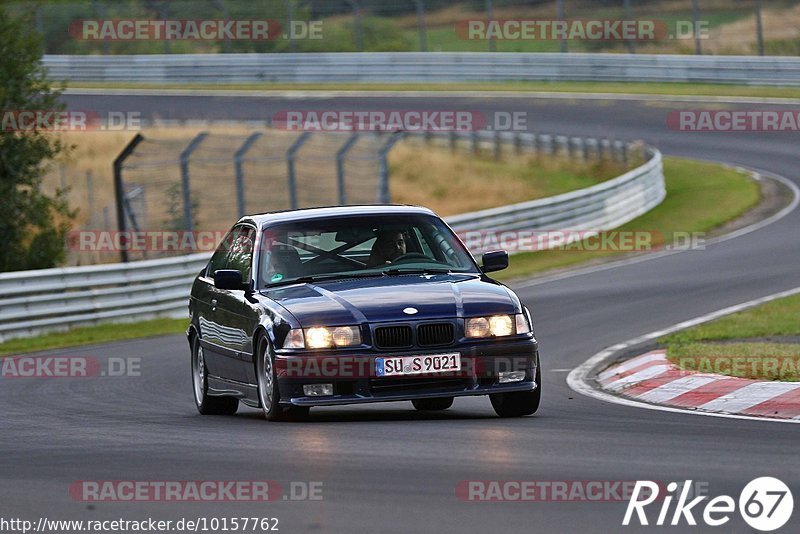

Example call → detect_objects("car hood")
261 274 518 326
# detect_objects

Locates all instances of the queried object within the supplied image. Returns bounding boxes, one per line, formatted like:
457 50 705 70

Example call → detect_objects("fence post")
414 0 427 52
234 132 262 218
557 0 567 53
284 0 296 53
691 0 701 55
485 0 496 52
755 0 764 57
287 132 312 209
471 131 479 155
336 133 359 205
623 0 635 54
347 0 363 52
113 133 144 263
378 131 405 204
180 132 208 232
494 130 501 160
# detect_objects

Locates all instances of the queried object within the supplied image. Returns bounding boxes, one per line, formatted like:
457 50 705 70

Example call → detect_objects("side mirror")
481 250 509 273
214 269 245 291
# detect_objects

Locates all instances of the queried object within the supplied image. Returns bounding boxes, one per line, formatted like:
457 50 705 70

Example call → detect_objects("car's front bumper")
274 338 538 407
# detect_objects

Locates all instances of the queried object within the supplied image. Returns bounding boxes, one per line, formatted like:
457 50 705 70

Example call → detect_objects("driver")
366 230 407 267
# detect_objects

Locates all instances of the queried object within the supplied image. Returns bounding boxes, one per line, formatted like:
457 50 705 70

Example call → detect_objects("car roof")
240 205 437 228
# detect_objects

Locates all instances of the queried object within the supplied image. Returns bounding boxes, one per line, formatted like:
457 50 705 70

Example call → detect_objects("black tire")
256 336 309 422
489 359 541 418
191 336 239 415
412 397 454 411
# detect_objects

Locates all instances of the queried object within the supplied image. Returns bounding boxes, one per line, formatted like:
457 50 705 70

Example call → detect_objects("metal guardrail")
43 52 800 86
0 135 664 343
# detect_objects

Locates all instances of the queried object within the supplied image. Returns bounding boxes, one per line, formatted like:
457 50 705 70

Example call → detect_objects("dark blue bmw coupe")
188 205 540 420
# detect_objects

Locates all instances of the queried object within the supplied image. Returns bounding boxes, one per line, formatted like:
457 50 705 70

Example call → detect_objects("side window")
413 228 434 258
227 227 255 282
206 226 256 281
207 230 233 277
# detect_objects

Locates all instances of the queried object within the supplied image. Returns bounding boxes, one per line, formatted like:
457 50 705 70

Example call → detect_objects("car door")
208 224 257 384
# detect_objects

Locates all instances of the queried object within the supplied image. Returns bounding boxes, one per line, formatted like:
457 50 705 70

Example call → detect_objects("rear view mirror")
481 250 509 273
214 270 245 290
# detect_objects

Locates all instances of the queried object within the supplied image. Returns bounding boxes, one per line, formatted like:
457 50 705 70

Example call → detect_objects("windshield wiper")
383 267 453 276
265 272 385 287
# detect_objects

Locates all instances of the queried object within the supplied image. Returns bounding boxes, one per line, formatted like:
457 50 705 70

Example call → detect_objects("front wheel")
191 336 238 415
256 337 309 422
489 360 541 418
412 397 454 411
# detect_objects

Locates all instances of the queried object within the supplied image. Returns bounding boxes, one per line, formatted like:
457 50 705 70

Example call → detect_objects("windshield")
258 213 479 288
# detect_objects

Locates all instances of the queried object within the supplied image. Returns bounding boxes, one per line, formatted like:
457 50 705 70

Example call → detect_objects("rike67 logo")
624 478 793 531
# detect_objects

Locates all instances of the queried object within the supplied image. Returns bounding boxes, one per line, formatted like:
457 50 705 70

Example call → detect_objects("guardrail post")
450 131 457 152
494 130 501 160
113 133 144 263
471 131 479 155
234 132 262 218
378 131 405 204
336 133 359 205
180 132 208 232
287 132 312 210
514 133 522 155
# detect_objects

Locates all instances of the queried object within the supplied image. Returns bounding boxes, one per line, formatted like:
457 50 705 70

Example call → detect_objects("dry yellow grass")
705 4 800 54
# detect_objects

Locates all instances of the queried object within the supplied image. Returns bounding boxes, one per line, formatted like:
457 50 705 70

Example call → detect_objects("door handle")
211 299 218 311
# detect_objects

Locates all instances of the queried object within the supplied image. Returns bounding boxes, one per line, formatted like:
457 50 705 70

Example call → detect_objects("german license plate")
375 353 461 377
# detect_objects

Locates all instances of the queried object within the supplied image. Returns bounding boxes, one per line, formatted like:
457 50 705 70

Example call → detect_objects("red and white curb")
599 350 800 420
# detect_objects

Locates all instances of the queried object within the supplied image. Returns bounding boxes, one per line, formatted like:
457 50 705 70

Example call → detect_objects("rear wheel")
412 397 454 411
191 336 238 415
489 359 541 418
256 336 309 422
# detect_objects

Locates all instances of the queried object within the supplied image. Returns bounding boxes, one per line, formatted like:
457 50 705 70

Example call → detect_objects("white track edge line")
567 285 800 424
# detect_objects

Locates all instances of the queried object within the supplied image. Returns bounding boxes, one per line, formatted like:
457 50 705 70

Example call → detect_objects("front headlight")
466 315 513 338
465 314 528 339
284 326 362 349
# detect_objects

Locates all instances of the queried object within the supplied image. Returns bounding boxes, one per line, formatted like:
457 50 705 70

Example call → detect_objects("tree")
0 7 76 272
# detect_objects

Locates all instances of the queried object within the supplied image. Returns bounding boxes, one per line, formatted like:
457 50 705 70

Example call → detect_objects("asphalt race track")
3 92 799 533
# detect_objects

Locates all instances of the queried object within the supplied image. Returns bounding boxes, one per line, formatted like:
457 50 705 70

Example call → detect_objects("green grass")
67 80 800 100
494 157 761 281
660 293 800 381
0 318 188 356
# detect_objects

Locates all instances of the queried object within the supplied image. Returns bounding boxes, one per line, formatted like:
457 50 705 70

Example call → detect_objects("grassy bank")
68 81 800 100
495 157 761 281
660 293 800 381
0 318 189 357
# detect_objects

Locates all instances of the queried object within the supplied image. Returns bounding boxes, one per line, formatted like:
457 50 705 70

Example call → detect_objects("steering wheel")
389 252 430 264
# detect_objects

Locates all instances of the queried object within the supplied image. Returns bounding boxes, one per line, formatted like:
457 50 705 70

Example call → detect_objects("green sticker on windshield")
270 273 284 282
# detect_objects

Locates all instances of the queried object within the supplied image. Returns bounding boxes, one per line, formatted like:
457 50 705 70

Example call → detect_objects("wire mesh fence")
51 126 635 265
